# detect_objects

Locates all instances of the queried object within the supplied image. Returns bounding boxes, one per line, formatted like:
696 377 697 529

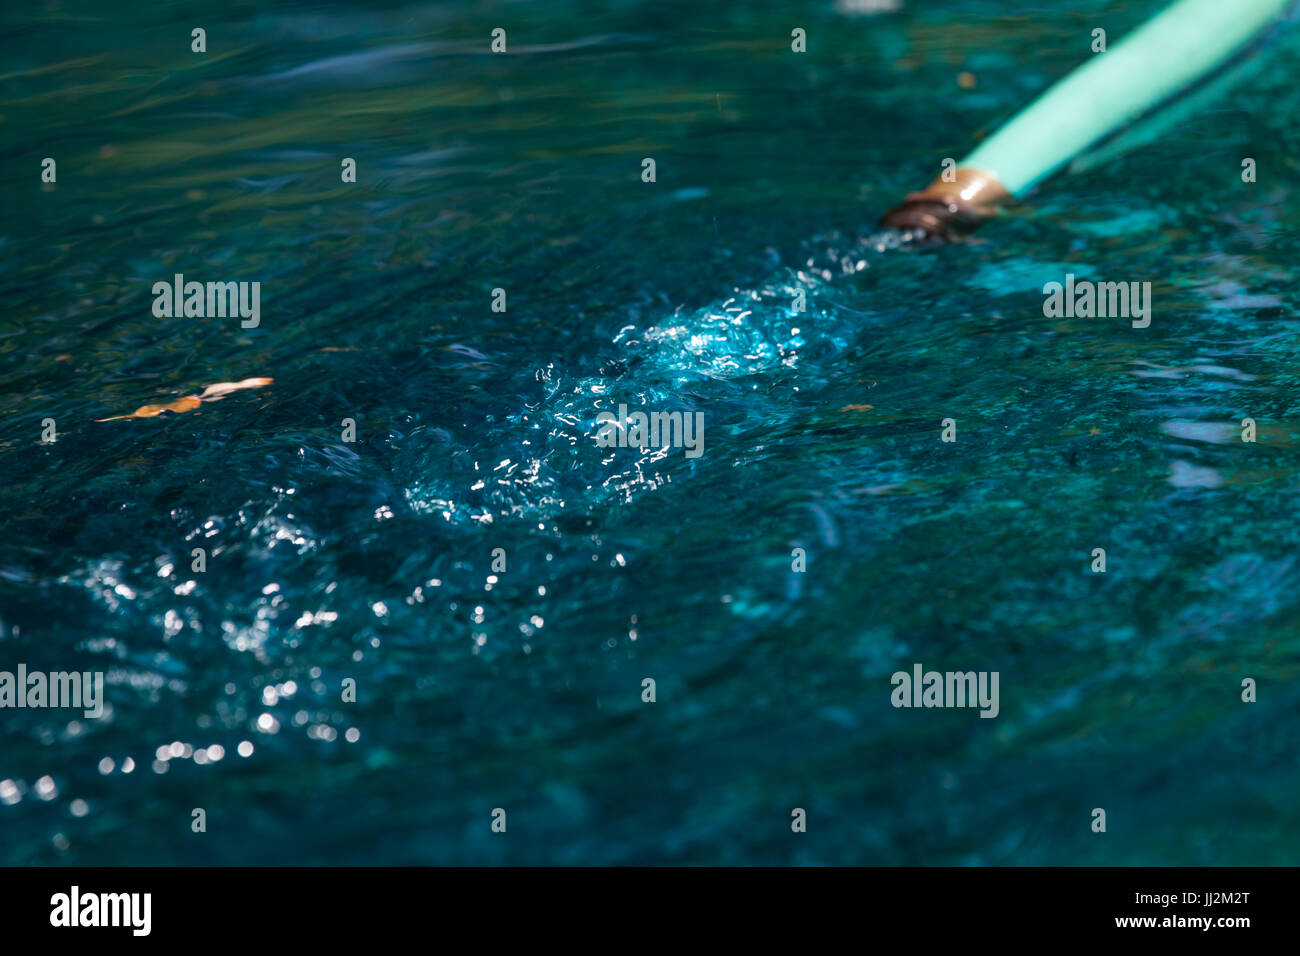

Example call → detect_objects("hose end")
880 167 1010 241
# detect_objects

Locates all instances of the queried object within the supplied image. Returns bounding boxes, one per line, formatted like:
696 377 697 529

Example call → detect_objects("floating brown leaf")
97 395 202 421
97 377 272 422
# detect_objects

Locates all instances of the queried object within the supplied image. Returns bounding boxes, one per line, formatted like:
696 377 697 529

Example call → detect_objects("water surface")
2 0 1299 864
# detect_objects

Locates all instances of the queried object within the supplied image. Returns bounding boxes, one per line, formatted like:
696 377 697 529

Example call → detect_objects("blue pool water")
1 0 1298 864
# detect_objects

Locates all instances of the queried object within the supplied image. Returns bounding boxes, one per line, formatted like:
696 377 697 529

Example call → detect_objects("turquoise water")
2 0 1299 864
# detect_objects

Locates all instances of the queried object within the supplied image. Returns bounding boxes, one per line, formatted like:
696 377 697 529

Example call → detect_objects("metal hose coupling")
879 167 1010 240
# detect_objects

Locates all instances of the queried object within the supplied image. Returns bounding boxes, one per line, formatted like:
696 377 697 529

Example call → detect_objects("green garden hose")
881 0 1297 238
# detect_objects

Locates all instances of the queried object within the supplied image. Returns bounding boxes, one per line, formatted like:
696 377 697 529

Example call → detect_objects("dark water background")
2 0 1299 864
